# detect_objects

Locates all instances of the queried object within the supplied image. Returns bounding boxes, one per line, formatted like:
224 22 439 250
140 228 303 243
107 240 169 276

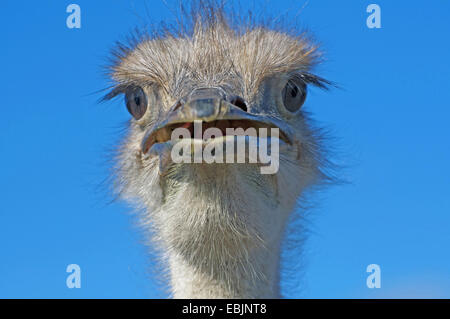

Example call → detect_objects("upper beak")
141 87 293 154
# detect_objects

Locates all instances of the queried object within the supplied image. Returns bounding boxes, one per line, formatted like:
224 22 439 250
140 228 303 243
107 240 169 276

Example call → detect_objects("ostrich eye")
125 86 148 120
282 80 307 113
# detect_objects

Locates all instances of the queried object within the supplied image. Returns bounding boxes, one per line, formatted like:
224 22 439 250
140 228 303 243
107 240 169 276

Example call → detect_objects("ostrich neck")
167 206 281 299
167 235 282 299
157 167 292 298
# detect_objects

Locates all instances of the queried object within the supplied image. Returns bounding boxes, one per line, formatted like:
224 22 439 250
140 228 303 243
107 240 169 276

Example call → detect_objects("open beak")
141 87 293 154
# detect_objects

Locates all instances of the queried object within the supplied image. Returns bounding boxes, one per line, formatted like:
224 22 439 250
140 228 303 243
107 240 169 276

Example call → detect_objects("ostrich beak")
141 87 293 155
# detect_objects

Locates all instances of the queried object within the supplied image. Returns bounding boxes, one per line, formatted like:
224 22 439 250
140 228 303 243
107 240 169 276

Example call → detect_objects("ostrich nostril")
230 96 248 112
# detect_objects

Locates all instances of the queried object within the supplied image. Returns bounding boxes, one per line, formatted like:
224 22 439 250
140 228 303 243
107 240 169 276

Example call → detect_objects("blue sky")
1 1 449 298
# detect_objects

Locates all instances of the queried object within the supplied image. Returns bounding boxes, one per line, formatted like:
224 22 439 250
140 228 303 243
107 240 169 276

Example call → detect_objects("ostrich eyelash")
100 84 131 102
100 82 156 102
291 72 333 90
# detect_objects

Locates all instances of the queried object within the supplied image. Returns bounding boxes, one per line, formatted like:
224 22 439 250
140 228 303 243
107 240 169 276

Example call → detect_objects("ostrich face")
106 16 330 263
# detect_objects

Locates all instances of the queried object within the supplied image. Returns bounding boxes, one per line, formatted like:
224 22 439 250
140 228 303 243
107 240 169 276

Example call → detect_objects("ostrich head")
104 3 331 298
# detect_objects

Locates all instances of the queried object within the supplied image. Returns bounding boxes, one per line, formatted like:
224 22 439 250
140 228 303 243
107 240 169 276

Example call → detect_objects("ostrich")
104 3 333 299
